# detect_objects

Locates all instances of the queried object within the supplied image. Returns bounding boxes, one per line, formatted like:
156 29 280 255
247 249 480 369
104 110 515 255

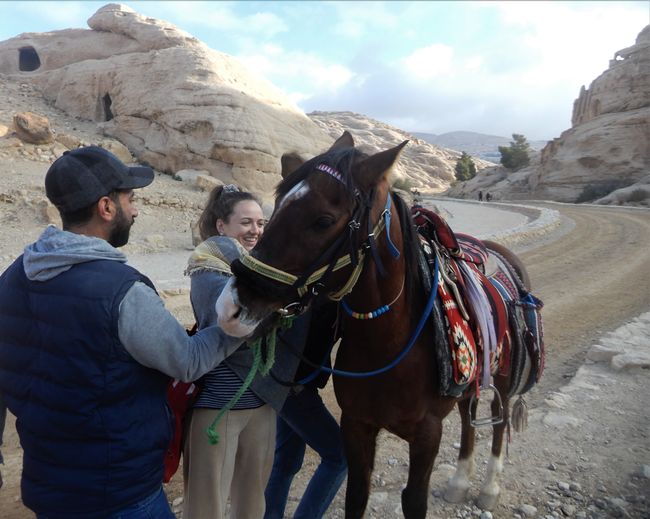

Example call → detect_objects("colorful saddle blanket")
411 205 544 397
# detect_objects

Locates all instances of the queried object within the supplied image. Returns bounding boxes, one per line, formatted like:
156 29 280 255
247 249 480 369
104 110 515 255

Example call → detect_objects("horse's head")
216 131 407 336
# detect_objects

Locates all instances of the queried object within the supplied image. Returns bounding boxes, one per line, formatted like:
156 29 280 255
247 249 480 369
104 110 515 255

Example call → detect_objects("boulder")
195 174 223 192
56 132 82 150
13 111 54 144
174 169 208 183
98 138 132 163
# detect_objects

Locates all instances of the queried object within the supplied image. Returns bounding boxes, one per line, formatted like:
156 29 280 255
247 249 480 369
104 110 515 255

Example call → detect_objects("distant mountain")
411 131 548 163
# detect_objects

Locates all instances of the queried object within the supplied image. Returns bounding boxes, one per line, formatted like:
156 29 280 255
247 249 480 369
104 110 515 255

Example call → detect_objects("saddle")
411 205 544 398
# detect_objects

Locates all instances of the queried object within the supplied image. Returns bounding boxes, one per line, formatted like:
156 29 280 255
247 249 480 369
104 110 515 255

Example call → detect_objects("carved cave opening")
18 46 41 72
103 94 114 121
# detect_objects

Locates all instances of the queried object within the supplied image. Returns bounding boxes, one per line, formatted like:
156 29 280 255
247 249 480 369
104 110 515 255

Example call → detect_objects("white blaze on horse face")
276 180 310 213
215 278 257 338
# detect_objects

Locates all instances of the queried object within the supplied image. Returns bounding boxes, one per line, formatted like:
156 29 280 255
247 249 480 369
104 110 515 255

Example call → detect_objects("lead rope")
205 316 294 444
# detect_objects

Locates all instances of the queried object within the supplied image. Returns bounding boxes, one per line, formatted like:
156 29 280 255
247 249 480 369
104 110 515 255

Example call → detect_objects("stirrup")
469 384 504 428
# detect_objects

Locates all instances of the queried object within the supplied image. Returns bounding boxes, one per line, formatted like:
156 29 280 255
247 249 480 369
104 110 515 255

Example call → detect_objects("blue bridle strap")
384 193 401 260
297 255 439 382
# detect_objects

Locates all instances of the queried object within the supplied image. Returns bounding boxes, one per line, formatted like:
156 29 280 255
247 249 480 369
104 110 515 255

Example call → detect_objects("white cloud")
12 1 93 28
402 44 454 80
237 46 355 103
329 1 399 39
493 1 648 87
141 1 288 39
328 1 648 139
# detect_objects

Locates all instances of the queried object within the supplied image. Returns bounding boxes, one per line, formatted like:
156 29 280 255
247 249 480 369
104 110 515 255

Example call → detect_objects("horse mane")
390 191 422 307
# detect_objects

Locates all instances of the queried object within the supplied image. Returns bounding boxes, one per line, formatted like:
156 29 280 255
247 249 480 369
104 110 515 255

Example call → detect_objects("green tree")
498 133 531 170
454 152 477 182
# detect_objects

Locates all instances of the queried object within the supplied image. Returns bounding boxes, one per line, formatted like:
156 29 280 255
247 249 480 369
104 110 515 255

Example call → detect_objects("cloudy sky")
1 1 647 140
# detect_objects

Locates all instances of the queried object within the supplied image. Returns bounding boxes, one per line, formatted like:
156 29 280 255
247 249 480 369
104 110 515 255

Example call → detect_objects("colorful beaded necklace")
341 277 405 319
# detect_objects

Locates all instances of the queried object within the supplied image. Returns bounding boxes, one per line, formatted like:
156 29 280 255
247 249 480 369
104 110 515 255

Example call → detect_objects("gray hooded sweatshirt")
22 225 243 382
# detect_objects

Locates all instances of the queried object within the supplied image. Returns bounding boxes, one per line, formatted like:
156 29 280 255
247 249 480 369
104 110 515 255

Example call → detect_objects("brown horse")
216 132 537 518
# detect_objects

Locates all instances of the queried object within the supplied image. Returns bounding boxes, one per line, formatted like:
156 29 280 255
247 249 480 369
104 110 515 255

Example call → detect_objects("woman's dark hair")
197 184 259 241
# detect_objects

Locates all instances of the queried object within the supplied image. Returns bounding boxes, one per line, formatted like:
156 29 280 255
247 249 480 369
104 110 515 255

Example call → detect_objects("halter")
239 163 400 313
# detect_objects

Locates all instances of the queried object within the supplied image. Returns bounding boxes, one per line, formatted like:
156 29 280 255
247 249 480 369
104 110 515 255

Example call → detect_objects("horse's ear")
327 131 355 152
355 140 408 190
281 153 305 179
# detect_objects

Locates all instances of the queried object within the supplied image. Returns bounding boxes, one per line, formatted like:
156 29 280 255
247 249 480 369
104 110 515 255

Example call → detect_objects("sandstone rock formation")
309 111 494 193
447 25 650 206
0 3 470 201
0 3 332 201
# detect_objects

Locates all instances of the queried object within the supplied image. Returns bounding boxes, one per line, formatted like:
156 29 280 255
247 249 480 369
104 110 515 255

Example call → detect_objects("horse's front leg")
477 390 510 510
401 414 443 519
445 398 476 503
340 413 380 519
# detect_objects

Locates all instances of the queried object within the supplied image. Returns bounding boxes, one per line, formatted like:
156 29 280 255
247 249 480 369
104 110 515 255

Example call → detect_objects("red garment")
164 379 200 483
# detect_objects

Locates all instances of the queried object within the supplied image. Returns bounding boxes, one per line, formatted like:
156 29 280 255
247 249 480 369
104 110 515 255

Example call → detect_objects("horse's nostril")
233 308 241 319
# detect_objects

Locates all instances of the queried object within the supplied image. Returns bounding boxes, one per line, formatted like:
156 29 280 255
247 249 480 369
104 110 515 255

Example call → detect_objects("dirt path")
520 204 650 396
1 203 649 518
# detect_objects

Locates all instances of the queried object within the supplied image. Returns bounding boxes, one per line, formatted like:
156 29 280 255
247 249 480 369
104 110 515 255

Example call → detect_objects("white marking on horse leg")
444 457 475 503
477 452 504 510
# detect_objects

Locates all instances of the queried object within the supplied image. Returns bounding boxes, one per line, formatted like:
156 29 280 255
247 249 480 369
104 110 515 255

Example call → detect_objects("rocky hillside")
412 131 547 163
0 3 332 201
447 25 650 206
0 3 466 203
309 111 494 193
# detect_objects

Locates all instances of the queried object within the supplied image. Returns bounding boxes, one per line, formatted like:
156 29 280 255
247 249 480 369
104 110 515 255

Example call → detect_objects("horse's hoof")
444 484 470 503
476 491 500 510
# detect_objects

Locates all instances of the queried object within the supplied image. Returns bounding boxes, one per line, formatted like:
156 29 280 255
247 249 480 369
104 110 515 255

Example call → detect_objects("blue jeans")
37 487 175 519
264 386 347 519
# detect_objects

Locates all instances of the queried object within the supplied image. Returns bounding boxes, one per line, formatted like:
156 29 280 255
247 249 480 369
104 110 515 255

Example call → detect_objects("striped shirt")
193 362 264 410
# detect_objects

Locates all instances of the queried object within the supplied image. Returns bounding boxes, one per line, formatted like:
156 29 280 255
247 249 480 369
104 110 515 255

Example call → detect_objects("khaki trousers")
182 405 276 519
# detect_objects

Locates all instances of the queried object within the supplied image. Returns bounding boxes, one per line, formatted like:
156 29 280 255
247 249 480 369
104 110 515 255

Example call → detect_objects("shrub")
575 180 629 203
499 133 530 171
454 152 477 182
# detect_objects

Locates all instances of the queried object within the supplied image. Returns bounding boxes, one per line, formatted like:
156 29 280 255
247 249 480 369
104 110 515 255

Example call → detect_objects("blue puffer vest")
0 257 172 518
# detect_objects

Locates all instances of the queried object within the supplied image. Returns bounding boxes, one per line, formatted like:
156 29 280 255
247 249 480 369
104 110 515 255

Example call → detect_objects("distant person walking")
478 191 483 202
486 192 492 202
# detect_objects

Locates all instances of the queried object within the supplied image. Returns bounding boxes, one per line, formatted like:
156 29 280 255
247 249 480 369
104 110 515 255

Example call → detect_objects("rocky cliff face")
0 3 465 201
448 25 650 206
0 3 332 199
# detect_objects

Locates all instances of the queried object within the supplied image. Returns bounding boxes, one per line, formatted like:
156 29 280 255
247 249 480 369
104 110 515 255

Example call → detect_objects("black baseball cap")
45 146 154 212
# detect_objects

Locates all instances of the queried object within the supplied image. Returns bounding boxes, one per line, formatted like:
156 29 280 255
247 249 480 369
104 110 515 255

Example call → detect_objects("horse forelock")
275 147 363 202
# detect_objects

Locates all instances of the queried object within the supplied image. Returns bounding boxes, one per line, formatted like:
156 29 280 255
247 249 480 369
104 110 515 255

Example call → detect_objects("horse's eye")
314 215 335 230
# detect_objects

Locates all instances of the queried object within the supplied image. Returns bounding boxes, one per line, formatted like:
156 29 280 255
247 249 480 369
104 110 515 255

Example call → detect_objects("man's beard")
108 204 133 248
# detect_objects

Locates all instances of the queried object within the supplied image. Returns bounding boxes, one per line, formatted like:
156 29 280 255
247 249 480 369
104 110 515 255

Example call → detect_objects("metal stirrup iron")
469 383 504 428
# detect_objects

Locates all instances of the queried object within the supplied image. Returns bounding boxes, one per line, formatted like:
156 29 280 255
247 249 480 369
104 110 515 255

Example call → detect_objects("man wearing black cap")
0 147 255 519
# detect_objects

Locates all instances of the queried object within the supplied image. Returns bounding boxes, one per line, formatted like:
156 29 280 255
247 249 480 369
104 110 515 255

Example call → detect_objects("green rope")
205 315 295 445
